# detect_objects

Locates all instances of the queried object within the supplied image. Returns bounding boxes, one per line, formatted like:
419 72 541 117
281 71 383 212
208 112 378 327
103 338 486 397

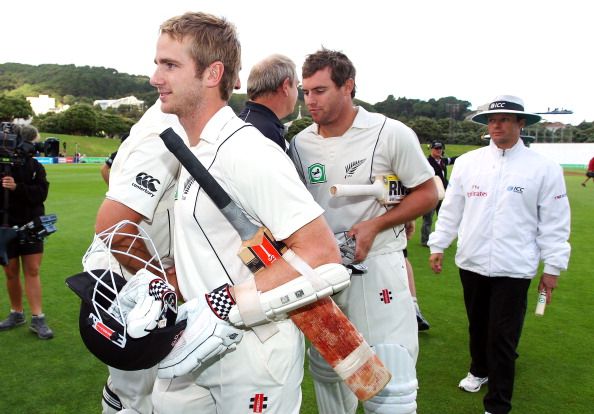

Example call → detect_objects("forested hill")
4 62 591 143
0 62 157 104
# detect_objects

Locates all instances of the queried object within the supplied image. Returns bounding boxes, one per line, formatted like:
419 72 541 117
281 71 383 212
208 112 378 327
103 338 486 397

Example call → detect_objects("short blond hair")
160 12 241 101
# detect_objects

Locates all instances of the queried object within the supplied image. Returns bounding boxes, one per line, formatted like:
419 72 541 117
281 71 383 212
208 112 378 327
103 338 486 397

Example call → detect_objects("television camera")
0 122 59 165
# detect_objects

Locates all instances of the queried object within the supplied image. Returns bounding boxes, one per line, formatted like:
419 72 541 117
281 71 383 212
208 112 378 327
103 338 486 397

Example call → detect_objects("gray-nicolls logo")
344 159 366 178
132 172 160 197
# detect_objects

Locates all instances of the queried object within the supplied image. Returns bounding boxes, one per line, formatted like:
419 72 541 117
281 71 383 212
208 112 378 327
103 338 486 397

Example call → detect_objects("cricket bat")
535 290 547 316
330 174 406 205
160 128 391 401
331 174 445 203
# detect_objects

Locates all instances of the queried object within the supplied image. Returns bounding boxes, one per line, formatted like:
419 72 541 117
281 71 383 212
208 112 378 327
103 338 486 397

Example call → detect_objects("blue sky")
3 0 591 124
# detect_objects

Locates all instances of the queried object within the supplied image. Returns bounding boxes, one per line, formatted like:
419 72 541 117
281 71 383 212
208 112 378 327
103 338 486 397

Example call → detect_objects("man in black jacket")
420 140 456 246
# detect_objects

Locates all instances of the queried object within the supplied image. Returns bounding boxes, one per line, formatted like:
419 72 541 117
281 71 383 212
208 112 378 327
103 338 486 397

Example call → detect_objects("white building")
93 96 144 110
27 95 56 115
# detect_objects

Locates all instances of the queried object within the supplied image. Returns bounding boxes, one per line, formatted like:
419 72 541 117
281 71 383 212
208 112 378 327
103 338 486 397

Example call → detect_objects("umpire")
428 95 571 414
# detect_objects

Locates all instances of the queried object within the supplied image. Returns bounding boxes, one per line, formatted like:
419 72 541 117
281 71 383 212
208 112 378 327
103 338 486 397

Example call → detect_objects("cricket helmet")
65 221 186 371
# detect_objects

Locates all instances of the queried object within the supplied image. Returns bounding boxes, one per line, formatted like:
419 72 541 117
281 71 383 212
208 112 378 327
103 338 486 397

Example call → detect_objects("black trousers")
459 269 531 414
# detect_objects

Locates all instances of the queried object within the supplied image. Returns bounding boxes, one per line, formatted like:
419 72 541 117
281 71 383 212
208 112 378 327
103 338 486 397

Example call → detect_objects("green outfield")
0 162 592 414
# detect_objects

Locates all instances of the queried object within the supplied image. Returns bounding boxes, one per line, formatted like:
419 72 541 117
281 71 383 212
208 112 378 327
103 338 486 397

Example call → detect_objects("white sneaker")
458 372 488 392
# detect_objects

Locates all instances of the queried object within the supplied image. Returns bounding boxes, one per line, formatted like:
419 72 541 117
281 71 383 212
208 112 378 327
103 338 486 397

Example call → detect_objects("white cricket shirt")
174 106 323 300
106 101 187 265
291 107 434 254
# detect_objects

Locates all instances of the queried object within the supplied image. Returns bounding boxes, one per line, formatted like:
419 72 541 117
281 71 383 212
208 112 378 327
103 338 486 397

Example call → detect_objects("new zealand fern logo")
344 159 366 178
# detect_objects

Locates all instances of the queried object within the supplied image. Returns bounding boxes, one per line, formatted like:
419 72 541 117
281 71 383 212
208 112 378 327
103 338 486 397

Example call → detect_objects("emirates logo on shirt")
467 184 487 198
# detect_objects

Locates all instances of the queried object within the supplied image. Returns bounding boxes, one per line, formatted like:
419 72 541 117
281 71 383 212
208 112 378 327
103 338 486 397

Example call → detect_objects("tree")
0 95 33 121
107 104 144 123
229 93 247 115
33 112 64 134
408 117 442 142
60 104 98 135
286 117 313 141
96 112 135 137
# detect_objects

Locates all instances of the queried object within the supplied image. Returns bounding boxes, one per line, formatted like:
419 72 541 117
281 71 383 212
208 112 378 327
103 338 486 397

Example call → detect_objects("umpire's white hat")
472 95 541 126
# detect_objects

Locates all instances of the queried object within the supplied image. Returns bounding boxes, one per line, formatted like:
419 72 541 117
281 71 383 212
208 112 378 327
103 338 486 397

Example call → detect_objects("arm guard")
228 262 350 327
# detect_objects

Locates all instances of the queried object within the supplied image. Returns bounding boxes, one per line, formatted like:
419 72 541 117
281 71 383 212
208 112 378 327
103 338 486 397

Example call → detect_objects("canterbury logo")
132 173 159 197
136 173 160 191
344 159 366 178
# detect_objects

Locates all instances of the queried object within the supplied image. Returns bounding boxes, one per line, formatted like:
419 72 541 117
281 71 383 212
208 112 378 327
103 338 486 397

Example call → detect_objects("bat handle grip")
159 128 259 241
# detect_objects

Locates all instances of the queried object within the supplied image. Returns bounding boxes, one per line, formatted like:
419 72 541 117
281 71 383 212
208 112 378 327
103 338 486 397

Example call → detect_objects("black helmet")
66 220 186 371
66 270 186 370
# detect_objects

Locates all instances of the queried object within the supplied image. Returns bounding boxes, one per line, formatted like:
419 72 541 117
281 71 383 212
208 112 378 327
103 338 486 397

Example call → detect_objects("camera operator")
0 125 53 339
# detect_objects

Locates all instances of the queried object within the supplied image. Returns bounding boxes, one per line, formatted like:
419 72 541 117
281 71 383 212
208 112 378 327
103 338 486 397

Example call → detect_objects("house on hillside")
543 121 566 133
94 96 144 110
25 95 71 116
27 94 55 115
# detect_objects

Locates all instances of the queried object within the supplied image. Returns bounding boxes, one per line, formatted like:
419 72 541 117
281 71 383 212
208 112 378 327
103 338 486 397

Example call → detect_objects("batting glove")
157 297 244 379
338 236 356 265
117 269 178 339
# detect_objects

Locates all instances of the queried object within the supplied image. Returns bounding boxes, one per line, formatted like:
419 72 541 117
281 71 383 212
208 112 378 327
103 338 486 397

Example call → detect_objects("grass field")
37 132 121 159
0 160 592 414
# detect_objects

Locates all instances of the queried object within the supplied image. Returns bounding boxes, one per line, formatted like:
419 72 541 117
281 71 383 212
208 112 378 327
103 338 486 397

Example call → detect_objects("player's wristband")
205 284 236 320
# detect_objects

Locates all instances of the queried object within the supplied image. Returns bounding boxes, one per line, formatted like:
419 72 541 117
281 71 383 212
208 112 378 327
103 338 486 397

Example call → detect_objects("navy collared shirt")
238 101 287 152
